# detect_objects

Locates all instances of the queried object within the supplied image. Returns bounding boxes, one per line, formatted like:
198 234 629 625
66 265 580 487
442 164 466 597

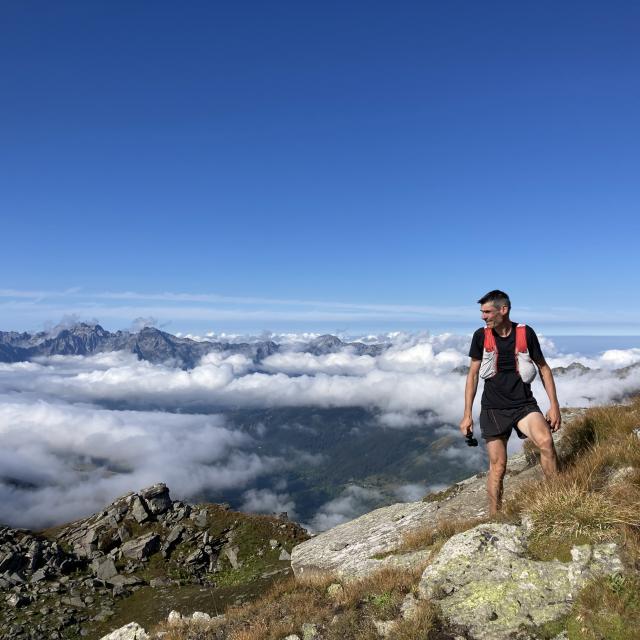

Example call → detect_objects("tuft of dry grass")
559 400 640 466
504 398 640 561
396 517 488 555
525 480 640 540
154 564 438 640
387 599 441 640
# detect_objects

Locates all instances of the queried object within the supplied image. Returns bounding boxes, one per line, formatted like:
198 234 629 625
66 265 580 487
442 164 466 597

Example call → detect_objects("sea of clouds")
1 331 639 531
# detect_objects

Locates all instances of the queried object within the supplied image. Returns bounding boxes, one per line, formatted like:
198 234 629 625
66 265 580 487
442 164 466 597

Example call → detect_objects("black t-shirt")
468 322 545 409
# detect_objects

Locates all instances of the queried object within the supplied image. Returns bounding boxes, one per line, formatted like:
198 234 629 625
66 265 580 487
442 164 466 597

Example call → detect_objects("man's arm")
536 358 561 431
460 358 481 435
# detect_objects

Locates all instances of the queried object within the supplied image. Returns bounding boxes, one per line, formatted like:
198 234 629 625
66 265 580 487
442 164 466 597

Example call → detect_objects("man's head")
477 290 511 329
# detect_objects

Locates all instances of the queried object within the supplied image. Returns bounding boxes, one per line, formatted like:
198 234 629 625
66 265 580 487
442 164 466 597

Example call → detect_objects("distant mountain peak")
0 325 388 368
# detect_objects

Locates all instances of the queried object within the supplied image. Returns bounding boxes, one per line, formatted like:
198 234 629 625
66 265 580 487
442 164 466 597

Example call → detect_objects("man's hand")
459 415 473 436
545 405 562 432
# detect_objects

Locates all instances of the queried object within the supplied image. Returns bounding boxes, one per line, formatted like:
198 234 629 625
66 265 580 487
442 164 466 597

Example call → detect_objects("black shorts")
479 403 542 440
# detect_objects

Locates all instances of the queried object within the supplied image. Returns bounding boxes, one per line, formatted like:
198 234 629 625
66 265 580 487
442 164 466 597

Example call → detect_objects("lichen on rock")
416 523 623 640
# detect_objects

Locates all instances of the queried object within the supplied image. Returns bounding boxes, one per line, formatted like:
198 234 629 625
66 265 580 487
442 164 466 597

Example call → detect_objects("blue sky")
1 1 639 335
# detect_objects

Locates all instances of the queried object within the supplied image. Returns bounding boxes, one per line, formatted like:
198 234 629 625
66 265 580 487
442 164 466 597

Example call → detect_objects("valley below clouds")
1 330 639 532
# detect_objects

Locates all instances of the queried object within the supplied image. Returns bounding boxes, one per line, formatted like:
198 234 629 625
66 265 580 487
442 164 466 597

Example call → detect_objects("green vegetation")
156 567 446 640
565 573 640 639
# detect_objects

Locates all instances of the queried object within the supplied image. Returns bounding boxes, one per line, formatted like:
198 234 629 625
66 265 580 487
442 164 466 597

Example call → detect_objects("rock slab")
417 523 623 640
291 501 436 579
98 622 149 640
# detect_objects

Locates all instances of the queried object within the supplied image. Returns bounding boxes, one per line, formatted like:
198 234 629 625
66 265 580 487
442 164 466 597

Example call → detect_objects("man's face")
480 303 508 328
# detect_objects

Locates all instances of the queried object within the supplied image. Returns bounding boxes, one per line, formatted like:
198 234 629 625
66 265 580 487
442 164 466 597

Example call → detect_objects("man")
459 290 561 514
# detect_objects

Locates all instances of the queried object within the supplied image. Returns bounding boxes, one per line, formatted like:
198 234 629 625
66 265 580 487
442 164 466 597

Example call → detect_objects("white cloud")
261 351 377 376
1 330 640 531
306 485 383 532
376 412 425 428
240 488 297 519
394 483 429 502
0 397 280 529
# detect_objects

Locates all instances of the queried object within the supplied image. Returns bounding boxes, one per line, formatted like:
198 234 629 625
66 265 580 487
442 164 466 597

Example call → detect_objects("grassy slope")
156 398 640 640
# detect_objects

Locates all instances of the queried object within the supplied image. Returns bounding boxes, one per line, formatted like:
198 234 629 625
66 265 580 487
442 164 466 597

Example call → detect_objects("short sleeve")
468 328 484 360
526 325 544 363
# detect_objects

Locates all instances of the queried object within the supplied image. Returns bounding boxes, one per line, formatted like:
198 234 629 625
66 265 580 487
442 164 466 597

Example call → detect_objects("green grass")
565 573 640 640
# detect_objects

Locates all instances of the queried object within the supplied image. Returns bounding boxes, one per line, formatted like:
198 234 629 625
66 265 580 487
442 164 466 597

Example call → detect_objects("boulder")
106 574 144 587
130 496 150 524
161 525 184 558
191 611 211 621
140 483 172 515
279 549 292 561
416 523 623 640
291 501 436 579
92 557 118 581
120 533 160 561
224 545 241 569
98 622 149 640
167 610 182 625
6 593 29 608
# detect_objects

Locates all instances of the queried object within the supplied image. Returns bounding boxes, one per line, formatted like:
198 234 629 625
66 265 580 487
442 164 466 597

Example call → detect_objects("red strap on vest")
483 327 496 351
515 324 528 353
483 324 528 352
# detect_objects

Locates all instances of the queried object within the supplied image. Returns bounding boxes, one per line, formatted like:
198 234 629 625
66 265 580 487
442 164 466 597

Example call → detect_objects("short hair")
477 290 511 311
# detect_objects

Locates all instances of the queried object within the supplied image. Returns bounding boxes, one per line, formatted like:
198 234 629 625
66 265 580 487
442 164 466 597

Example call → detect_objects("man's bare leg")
485 437 508 515
517 411 558 477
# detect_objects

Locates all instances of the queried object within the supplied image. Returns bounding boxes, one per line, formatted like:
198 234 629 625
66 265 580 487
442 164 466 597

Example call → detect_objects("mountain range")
0 324 387 369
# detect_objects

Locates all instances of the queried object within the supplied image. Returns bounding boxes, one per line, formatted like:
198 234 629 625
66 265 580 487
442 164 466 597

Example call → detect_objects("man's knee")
489 459 507 478
534 430 555 455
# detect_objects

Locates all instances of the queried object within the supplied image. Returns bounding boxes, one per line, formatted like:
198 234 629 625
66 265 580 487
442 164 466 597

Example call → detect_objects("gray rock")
185 549 206 565
98 622 149 640
400 593 419 620
30 567 49 582
117 526 131 543
279 549 291 561
301 623 318 640
224 545 241 569
92 557 118 581
167 610 182 625
326 583 344 599
106 574 144 587
607 466 636 486
120 534 160 561
417 523 623 640
291 501 437 579
192 510 208 528
161 525 184 558
149 576 172 587
6 593 29 608
140 484 172 515
61 596 86 608
372 619 395 637
130 496 150 524
191 611 211 621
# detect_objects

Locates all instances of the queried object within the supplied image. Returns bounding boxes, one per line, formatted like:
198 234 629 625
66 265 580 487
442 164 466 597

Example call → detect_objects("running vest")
479 324 537 384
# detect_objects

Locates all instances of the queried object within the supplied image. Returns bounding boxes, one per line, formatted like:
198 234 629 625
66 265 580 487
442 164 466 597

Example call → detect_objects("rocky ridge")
0 484 307 640
0 324 386 369
286 408 630 638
